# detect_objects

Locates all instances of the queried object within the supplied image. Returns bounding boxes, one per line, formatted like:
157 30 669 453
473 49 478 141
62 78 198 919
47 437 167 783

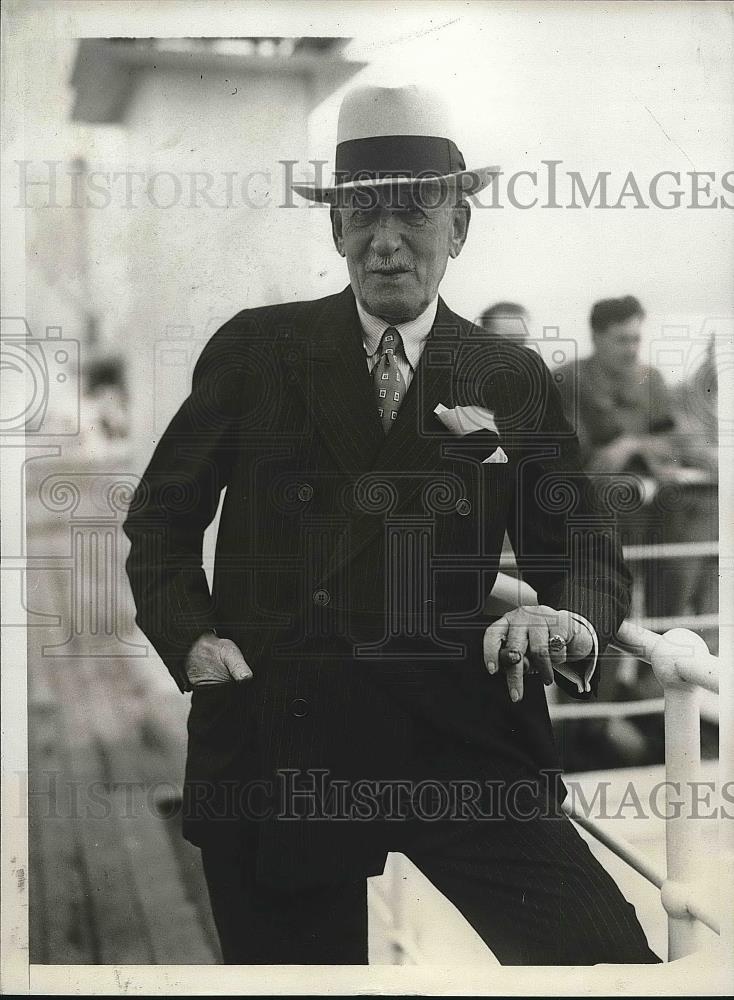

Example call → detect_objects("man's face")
489 315 530 343
331 187 470 323
593 316 643 374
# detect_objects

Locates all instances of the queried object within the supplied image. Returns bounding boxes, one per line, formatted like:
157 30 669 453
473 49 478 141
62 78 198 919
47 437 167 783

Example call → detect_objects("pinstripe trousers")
201 811 660 965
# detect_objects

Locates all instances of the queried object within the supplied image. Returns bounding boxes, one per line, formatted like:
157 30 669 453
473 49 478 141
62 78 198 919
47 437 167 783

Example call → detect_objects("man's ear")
330 207 346 257
448 201 471 259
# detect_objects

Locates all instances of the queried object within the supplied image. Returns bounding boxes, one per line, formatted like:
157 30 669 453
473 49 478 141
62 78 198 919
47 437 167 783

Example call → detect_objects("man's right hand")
184 632 253 687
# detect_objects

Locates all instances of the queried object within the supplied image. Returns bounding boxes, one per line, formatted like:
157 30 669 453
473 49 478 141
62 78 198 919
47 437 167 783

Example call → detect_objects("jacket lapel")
293 287 384 474
320 297 467 585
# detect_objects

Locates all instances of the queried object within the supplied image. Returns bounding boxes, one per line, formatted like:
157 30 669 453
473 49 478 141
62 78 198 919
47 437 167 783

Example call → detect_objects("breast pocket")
439 431 514 502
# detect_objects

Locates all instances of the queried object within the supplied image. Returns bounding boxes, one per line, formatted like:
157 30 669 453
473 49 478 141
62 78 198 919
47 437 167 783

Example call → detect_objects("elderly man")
124 85 658 966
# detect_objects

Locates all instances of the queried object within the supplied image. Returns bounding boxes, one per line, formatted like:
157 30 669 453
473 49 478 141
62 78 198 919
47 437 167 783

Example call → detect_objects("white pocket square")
483 446 508 464
434 403 499 436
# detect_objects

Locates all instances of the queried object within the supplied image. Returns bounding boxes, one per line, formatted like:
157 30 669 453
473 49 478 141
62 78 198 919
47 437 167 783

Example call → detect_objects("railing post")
652 629 707 960
493 577 722 961
661 685 702 959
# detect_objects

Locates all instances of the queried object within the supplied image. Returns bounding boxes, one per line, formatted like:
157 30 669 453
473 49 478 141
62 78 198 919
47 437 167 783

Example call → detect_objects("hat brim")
291 166 499 204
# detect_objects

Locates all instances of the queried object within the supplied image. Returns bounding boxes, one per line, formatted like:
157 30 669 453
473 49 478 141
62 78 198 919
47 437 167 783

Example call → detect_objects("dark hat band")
334 134 466 184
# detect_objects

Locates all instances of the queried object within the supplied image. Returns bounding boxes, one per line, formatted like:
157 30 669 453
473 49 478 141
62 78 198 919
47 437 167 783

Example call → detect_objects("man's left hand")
482 606 593 703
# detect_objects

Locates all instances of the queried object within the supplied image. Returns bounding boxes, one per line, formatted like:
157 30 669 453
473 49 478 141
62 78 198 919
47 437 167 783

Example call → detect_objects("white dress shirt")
354 295 598 693
357 295 438 384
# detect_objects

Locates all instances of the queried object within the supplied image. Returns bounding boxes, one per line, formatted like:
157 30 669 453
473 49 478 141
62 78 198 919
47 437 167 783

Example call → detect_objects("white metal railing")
371 569 721 965
499 538 718 719
489 570 721 962
498 538 718 571
621 540 718 561
548 696 665 720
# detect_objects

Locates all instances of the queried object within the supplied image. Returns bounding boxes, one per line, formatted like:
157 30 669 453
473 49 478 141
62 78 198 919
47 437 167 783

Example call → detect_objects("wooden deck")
27 515 221 964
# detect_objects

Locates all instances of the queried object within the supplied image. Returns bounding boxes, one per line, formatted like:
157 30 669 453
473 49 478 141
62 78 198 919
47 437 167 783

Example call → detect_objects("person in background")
553 296 678 476
554 296 717 621
85 355 130 441
673 333 718 474
75 355 130 462
554 297 717 767
478 301 531 344
671 335 718 630
553 295 690 621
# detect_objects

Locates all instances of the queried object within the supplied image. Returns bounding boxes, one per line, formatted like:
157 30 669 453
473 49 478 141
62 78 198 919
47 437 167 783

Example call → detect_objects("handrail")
489 572 719 695
562 802 666 890
630 613 719 632
499 538 717 569
489 570 721 961
620 540 718 561
549 696 665 721
612 621 719 694
562 804 721 936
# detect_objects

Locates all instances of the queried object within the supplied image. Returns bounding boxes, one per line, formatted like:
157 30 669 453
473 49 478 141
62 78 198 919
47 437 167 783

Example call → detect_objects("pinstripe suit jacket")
124 286 631 888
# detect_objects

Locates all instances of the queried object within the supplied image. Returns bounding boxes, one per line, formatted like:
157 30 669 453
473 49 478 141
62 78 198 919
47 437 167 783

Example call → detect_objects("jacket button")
297 484 313 502
312 588 330 606
290 698 309 718
455 498 472 516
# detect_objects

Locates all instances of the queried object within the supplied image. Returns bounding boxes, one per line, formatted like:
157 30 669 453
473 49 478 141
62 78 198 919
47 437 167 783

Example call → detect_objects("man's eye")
348 206 426 227
352 209 377 226
398 208 427 225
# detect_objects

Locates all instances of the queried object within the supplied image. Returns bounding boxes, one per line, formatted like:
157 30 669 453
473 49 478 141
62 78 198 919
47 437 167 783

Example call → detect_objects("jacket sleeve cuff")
552 612 599 695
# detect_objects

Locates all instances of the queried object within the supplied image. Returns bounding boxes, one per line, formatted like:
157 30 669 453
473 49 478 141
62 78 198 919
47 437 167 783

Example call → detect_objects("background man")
124 85 658 965
553 296 717 765
554 295 715 621
554 296 677 475
478 301 531 344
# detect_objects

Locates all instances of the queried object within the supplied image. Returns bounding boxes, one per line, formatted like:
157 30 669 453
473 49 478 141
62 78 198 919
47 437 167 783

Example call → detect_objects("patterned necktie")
373 327 408 433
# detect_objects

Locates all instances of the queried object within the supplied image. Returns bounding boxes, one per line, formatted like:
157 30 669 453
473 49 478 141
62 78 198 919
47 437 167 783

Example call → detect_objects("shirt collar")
356 295 439 371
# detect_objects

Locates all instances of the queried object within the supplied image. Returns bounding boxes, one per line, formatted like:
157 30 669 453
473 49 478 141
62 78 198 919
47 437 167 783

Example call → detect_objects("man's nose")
370 212 403 255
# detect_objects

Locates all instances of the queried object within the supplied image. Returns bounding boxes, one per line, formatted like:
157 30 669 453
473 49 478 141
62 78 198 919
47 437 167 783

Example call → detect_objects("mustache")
365 253 415 274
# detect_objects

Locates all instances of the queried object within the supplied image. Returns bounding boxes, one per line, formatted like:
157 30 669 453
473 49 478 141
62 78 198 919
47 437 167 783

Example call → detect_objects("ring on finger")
549 634 568 655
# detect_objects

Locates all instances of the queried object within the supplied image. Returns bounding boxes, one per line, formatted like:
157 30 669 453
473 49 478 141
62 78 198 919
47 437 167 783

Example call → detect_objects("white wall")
118 64 315 464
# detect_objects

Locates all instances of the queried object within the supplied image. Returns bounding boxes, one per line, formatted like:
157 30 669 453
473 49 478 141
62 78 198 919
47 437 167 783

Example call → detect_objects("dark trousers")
201 813 660 965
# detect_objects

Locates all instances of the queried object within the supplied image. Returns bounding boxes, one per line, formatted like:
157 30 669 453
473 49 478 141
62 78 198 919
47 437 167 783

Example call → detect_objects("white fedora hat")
292 84 498 204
